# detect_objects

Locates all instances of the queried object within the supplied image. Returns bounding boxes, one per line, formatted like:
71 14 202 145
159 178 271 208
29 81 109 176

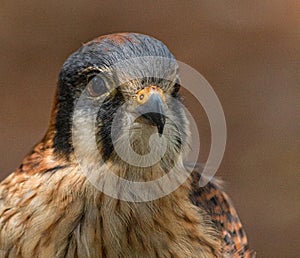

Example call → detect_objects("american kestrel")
0 33 254 257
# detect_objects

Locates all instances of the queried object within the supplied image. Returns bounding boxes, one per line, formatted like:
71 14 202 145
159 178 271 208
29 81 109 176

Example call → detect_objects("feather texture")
0 33 254 257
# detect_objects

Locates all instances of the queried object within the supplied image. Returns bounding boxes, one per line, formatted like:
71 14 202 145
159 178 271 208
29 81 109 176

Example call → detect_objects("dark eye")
87 76 107 97
171 82 180 97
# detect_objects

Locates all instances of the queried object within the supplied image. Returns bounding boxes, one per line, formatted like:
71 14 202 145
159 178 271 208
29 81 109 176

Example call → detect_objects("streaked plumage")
0 33 254 257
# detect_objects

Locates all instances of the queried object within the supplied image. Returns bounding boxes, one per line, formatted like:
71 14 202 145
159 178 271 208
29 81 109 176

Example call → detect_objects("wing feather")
189 170 255 257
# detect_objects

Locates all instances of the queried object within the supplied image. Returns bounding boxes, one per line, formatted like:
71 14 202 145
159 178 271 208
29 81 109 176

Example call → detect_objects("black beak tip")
135 93 166 136
157 117 165 136
141 112 166 136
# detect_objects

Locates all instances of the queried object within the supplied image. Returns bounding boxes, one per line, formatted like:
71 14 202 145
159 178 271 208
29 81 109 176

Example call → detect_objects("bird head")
50 33 189 177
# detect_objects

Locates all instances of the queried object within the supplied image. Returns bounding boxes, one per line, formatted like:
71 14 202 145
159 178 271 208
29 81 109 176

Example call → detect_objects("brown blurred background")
0 1 299 257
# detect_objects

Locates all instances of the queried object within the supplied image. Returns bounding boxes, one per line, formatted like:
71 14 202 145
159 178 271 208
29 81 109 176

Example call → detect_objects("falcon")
0 33 254 257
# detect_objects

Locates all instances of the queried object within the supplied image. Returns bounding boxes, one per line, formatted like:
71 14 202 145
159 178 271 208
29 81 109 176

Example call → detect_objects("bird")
0 33 255 257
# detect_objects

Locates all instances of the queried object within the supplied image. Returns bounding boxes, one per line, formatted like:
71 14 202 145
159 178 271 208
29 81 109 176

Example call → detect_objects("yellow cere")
136 86 165 105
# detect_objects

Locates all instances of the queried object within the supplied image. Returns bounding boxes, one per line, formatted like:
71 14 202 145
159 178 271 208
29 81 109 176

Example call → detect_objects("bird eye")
87 76 107 97
171 82 181 97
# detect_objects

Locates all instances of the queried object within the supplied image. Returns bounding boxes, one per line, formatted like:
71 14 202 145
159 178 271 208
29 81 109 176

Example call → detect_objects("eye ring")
87 76 108 97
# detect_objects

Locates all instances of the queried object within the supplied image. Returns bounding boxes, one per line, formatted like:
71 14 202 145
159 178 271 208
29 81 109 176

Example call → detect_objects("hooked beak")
135 86 166 136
